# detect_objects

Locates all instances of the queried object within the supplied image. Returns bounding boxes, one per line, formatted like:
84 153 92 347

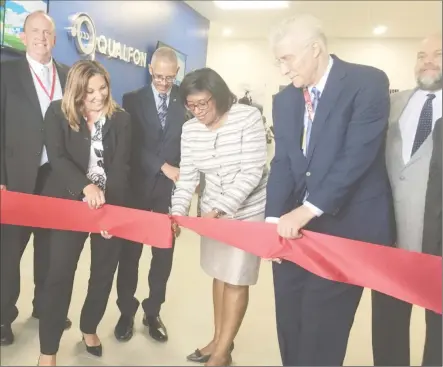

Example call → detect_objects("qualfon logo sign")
66 13 148 68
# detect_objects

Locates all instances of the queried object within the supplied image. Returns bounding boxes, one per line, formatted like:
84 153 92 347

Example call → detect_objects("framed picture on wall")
156 40 187 85
0 0 49 53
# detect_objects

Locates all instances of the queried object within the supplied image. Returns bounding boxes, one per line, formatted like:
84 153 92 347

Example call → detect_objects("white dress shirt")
151 83 171 111
26 53 63 166
399 89 442 164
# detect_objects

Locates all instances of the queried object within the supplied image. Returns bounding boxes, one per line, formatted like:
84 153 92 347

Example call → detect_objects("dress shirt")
303 55 334 217
151 83 171 112
26 53 63 166
399 89 442 164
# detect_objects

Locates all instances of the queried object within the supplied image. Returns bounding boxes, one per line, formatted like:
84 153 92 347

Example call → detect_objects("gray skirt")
200 213 264 286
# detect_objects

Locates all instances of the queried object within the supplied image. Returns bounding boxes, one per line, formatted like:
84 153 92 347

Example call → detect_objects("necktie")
411 93 435 156
303 87 321 156
158 93 168 130
42 65 51 91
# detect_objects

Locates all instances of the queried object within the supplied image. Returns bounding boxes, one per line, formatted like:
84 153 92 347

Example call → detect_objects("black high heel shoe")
82 336 102 357
186 342 234 363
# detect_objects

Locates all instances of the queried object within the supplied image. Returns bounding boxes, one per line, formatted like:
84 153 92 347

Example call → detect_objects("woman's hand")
100 230 113 239
172 222 181 238
202 210 219 219
83 184 105 209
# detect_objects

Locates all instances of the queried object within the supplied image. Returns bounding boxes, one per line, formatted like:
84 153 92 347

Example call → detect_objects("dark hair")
238 96 252 105
179 68 237 116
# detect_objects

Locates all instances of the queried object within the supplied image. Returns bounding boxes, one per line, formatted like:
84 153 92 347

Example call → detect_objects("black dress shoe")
0 324 14 346
143 314 168 342
32 312 72 330
114 315 134 342
82 337 102 357
186 343 235 364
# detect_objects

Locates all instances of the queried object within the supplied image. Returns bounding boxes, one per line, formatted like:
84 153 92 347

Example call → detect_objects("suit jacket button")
399 176 405 180
306 172 311 177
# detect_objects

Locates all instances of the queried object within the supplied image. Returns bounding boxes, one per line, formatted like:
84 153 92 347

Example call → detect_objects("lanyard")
302 87 315 153
29 63 57 101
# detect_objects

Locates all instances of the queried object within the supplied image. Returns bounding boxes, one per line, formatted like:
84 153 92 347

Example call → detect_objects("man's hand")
277 205 317 239
0 185 6 191
161 163 180 182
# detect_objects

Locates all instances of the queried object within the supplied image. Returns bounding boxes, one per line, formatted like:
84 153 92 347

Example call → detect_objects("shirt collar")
151 83 172 98
308 55 334 95
26 52 53 71
416 88 442 99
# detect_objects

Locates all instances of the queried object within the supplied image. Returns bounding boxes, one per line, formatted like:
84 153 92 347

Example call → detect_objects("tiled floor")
1 195 427 366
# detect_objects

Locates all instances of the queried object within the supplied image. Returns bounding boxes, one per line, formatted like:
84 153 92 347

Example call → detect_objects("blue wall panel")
1 1 209 104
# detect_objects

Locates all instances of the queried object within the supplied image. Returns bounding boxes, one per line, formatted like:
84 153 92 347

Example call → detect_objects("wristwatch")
213 208 226 218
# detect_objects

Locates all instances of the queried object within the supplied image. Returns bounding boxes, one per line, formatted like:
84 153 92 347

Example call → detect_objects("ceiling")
185 1 442 39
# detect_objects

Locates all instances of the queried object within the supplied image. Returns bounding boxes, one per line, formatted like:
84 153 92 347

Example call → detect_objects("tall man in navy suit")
266 14 395 366
114 47 185 343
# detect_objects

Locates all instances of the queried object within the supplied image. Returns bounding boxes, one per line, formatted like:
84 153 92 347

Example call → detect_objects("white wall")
206 37 420 124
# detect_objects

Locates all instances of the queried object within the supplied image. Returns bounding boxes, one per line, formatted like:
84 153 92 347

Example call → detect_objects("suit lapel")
54 61 68 91
403 135 432 170
390 89 415 126
139 86 162 135
17 58 42 119
307 58 347 163
389 89 420 171
102 116 111 139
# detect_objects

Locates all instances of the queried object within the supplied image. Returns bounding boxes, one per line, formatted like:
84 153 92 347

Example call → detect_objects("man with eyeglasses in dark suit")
114 47 185 343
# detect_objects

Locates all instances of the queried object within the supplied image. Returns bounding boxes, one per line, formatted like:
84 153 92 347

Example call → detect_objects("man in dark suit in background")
266 14 395 366
0 10 71 346
420 117 442 366
114 47 185 342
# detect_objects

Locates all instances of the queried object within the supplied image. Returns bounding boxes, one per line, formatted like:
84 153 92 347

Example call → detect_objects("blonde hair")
61 60 120 131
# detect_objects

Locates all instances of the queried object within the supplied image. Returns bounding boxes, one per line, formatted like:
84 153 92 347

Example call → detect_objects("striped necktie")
303 87 321 156
158 93 168 130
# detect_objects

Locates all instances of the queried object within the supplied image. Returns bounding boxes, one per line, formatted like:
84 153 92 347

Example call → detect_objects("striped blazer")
171 103 268 220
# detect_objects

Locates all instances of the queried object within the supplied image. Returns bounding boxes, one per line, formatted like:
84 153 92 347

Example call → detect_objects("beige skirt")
200 213 264 286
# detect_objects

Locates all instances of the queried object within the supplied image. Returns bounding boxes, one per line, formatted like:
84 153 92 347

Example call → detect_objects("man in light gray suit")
372 33 442 366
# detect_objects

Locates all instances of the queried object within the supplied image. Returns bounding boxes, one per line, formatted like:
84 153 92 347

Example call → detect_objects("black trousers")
116 175 175 318
39 229 123 355
0 163 51 325
272 260 363 366
372 290 442 366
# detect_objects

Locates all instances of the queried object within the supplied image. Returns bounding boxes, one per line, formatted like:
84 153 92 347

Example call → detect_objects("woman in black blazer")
37 60 131 366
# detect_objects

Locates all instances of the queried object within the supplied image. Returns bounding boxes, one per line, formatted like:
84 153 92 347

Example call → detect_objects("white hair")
269 14 327 50
151 46 178 66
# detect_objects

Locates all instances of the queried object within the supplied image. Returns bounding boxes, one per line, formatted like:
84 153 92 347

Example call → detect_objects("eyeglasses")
185 96 213 112
274 43 312 68
152 73 176 84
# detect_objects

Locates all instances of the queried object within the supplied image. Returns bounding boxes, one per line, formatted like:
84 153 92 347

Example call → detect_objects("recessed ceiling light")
213 1 289 10
373 25 387 35
222 28 233 36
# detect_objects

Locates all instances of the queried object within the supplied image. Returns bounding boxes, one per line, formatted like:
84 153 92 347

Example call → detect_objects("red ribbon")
1 190 441 314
